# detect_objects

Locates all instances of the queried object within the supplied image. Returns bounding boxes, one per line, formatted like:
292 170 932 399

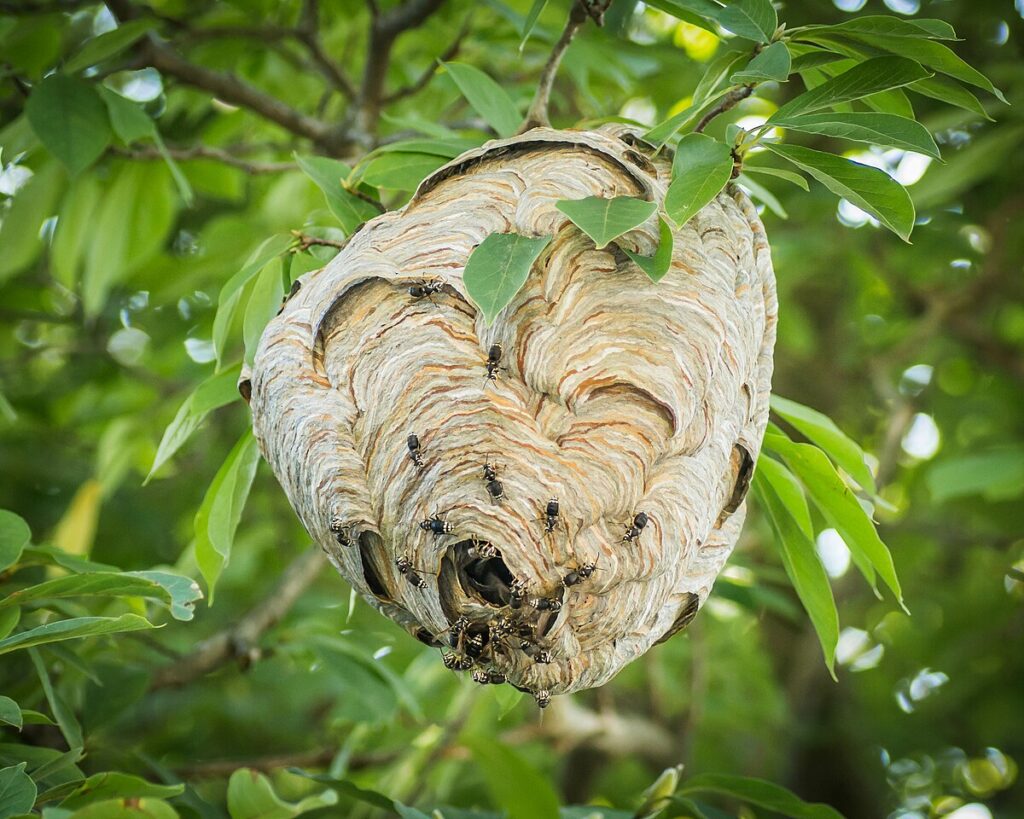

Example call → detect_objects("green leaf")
243 257 285 366
0 572 171 610
520 0 548 50
926 449 1024 503
764 143 914 241
807 15 957 42
770 394 877 493
0 698 21 731
623 217 674 282
736 174 787 219
0 764 36 818
147 364 243 482
0 161 64 284
910 75 990 120
680 773 844 819
466 736 560 819
82 161 177 317
0 613 154 656
66 798 179 819
443 62 521 138
555 195 657 250
212 235 293 368
0 609 20 642
717 0 777 43
742 164 809 190
294 154 379 234
772 111 939 159
28 648 83 750
51 174 101 288
287 771 398 813
828 31 1004 102
664 133 733 227
64 20 156 73
97 86 154 144
25 74 111 175
60 774 184 810
372 137 480 157
226 769 337 819
463 232 552 326
360 151 448 191
194 430 261 599
754 465 837 674
732 42 791 82
0 510 31 573
770 57 931 120
769 434 902 604
862 87 914 119
643 0 723 32
789 51 847 72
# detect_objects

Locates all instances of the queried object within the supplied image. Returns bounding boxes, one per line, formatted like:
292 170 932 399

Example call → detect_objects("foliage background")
0 0 1022 817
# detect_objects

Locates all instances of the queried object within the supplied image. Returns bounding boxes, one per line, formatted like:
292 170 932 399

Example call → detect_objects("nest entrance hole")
357 532 393 602
452 539 514 608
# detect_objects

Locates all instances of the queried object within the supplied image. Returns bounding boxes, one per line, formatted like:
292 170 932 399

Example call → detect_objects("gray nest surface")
244 124 778 704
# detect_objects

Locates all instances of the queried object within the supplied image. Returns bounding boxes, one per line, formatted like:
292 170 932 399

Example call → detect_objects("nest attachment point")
245 125 778 704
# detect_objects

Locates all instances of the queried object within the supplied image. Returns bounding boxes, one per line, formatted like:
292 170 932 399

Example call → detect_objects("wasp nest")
245 125 777 704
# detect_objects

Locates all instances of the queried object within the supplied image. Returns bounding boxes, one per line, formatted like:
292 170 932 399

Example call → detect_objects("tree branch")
112 144 297 174
148 548 326 690
693 84 754 134
105 0 353 155
356 0 446 140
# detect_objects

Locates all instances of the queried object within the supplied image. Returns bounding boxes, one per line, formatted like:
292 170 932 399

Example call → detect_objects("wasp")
328 517 352 547
540 496 560 534
532 597 562 613
395 553 427 589
442 651 474 671
485 344 503 380
509 578 530 610
470 536 499 559
563 561 598 588
472 668 506 685
482 459 505 503
622 511 649 543
408 279 444 301
420 513 454 537
534 651 553 665
407 433 424 469
534 690 552 709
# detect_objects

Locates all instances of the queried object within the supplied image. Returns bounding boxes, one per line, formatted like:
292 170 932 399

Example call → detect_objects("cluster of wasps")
331 279 652 708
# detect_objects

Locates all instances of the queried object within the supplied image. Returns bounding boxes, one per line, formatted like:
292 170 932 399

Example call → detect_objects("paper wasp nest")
245 125 777 702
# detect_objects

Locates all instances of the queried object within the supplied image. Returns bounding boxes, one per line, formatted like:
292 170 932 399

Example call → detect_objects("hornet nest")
243 124 777 705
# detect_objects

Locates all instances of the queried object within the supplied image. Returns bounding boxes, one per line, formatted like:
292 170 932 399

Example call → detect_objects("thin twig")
296 0 358 100
112 144 296 174
518 0 595 132
382 16 471 104
291 231 349 251
148 548 326 690
693 84 754 134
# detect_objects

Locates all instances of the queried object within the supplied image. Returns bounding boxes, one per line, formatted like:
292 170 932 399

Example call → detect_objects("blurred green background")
0 0 1021 817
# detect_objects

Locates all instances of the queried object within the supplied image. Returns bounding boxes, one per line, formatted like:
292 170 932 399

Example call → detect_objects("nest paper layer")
246 125 778 699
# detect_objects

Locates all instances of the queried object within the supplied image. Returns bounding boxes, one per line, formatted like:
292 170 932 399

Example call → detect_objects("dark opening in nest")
452 539 514 607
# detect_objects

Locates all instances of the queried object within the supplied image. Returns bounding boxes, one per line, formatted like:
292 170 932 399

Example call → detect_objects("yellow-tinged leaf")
52 479 102 559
